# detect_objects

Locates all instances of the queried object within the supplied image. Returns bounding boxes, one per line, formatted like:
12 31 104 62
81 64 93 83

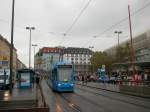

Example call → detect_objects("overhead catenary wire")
58 0 92 45
83 1 150 48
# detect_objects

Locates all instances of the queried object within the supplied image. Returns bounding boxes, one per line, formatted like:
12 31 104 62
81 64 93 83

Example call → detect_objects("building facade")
0 35 18 80
17 59 27 69
35 47 93 75
35 47 62 72
105 30 150 62
105 30 150 71
63 47 93 75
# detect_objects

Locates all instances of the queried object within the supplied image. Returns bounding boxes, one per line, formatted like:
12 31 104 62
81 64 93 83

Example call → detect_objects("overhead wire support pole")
128 5 136 75
10 0 15 93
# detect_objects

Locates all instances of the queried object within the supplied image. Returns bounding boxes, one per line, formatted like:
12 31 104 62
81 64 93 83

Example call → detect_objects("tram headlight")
70 83 74 86
58 83 61 86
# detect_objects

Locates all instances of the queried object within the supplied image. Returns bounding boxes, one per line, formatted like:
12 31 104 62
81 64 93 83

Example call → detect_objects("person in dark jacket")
36 75 40 88
81 75 84 85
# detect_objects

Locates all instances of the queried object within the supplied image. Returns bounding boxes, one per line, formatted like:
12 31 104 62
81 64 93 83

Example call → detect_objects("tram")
48 61 74 92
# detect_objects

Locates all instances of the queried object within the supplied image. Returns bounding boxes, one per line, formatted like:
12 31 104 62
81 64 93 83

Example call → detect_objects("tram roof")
53 61 72 68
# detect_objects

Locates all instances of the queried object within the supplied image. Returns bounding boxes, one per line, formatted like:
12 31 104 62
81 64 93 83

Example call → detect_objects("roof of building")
0 34 17 51
64 47 93 54
40 47 62 53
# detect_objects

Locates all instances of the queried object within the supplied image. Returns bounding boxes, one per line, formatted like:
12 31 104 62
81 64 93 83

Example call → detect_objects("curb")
76 83 150 99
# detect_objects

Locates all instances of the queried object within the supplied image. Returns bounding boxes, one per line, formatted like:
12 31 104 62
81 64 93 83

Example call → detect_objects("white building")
35 47 62 72
63 47 93 75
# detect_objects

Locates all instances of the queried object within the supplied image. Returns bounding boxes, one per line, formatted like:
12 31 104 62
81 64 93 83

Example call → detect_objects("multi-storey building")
17 59 27 69
0 35 18 80
133 31 150 62
35 47 62 71
105 30 150 71
35 47 93 75
105 30 150 63
63 47 93 75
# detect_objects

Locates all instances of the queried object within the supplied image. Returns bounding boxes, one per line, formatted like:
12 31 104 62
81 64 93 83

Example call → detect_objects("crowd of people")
75 71 150 86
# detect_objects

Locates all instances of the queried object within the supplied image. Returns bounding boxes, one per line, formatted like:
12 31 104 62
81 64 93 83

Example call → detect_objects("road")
41 80 150 112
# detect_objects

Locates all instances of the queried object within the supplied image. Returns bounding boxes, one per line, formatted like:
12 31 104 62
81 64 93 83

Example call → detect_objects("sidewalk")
0 83 37 109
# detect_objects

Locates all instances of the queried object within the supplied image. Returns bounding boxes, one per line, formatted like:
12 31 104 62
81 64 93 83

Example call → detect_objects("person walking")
36 75 40 88
81 75 84 85
84 75 87 85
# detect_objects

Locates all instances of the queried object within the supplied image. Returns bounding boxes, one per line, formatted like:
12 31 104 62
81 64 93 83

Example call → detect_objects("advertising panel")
20 73 30 87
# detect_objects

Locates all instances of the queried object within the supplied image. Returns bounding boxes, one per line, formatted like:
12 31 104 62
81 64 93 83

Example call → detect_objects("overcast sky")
0 0 150 67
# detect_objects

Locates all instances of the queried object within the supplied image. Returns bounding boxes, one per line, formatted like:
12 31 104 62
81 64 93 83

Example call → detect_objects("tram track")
59 93 82 112
66 92 113 112
77 85 150 110
47 81 82 112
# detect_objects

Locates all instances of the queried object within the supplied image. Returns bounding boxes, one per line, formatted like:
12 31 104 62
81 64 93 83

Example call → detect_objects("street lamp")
114 30 122 62
10 0 15 93
32 44 38 70
26 27 35 69
89 46 94 74
114 31 122 47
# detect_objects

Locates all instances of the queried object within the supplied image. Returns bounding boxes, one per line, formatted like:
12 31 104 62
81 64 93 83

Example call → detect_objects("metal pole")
115 31 122 62
118 33 119 48
118 33 120 62
32 44 37 70
29 29 31 69
89 46 94 74
128 5 136 75
33 46 35 69
10 0 15 93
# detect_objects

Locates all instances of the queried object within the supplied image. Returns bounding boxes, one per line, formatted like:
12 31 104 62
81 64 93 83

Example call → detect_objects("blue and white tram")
49 61 74 92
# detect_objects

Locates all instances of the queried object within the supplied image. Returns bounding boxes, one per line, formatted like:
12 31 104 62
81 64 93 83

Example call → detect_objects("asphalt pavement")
41 80 150 112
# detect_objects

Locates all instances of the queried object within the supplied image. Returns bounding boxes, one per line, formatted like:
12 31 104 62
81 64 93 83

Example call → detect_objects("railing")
117 80 150 87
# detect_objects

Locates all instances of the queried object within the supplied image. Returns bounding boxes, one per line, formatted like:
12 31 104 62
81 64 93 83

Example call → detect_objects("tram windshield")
58 68 72 81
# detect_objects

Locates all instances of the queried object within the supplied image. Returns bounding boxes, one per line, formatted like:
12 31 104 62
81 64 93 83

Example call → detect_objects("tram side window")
52 69 57 80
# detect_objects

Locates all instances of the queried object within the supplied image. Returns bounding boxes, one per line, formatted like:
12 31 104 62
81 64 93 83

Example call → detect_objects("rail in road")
41 79 150 112
76 85 150 110
41 79 83 112
46 81 82 112
59 93 82 112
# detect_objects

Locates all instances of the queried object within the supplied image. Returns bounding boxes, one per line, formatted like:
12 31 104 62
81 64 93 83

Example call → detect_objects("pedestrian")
36 75 40 88
84 75 87 85
81 75 84 85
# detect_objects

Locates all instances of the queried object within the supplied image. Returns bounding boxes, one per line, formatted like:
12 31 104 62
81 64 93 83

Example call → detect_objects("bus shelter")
17 69 35 89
